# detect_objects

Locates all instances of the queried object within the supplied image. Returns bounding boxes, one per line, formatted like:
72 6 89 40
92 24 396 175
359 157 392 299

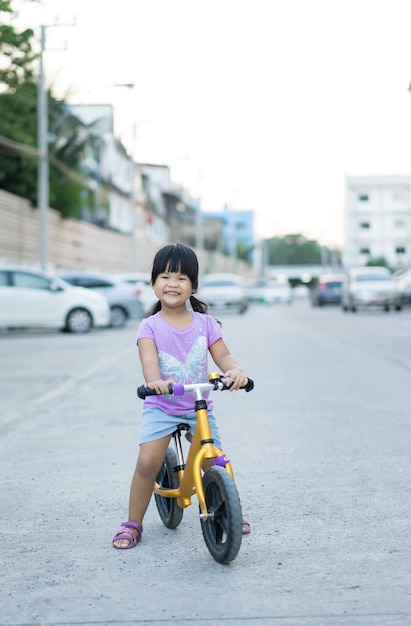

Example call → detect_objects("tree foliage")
0 0 98 219
266 234 323 265
0 0 37 88
366 256 388 268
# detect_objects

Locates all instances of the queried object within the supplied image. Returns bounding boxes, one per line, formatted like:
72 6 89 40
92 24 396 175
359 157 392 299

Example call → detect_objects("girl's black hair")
148 243 210 316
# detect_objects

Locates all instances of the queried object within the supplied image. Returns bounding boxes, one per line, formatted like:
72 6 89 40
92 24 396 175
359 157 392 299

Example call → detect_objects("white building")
343 175 411 269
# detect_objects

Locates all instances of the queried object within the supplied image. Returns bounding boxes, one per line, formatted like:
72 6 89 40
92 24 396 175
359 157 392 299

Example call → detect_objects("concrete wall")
0 189 252 276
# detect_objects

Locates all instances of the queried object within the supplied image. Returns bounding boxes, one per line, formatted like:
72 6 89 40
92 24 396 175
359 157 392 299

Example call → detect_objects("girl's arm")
137 337 174 394
209 338 248 391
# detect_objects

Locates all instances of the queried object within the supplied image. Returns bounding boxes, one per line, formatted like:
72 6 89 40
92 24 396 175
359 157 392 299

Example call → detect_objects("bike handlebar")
137 377 254 399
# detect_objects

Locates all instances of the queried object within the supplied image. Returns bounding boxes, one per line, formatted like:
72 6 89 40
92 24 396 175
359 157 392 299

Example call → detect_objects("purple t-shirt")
136 311 223 415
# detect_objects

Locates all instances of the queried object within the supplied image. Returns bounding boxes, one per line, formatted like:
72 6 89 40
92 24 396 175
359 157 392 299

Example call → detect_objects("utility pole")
37 25 48 271
37 21 75 271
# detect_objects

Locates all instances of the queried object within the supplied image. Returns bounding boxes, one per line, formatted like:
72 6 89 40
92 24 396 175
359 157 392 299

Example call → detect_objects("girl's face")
153 269 193 309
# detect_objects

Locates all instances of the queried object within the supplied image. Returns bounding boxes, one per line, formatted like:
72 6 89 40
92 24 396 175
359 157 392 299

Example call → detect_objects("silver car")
198 273 248 314
342 267 402 312
247 279 293 304
394 267 411 306
59 272 144 327
113 272 157 316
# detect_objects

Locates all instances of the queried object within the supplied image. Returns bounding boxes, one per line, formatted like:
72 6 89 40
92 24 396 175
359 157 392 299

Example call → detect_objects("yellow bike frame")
153 375 235 520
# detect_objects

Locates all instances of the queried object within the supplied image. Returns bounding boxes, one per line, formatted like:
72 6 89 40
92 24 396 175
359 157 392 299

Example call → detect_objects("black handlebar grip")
137 385 158 399
137 384 174 399
243 378 254 392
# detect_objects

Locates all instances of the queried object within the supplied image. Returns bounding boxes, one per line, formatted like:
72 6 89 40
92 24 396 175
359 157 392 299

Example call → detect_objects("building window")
395 246 406 254
359 221 370 229
360 247 370 254
358 194 369 201
393 191 407 203
394 219 405 228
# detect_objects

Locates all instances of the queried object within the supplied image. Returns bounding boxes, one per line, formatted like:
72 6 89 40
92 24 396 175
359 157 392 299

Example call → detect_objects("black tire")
200 466 242 564
110 306 128 328
154 447 183 529
64 308 92 333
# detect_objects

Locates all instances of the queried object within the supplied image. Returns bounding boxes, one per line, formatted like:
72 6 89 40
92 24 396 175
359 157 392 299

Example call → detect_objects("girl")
113 243 250 549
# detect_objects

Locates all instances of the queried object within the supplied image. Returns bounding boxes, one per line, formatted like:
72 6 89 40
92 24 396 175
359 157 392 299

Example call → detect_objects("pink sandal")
112 521 143 549
242 520 251 535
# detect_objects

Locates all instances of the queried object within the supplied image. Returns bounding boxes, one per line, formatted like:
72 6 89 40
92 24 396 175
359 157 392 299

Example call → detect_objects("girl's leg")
113 435 171 549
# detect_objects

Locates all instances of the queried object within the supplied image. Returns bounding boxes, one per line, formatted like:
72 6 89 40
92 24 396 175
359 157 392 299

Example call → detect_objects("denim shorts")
139 406 222 449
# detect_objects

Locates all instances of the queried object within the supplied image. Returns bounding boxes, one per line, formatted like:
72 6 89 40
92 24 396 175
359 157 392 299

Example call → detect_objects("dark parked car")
311 273 344 306
59 272 144 328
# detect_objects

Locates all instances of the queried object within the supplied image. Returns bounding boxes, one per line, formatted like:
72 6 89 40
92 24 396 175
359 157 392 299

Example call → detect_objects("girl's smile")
153 272 193 306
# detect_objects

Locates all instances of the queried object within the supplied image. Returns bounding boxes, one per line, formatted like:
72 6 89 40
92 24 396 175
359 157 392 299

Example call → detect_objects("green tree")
236 241 253 262
0 0 99 219
0 82 38 201
366 256 388 268
266 234 323 265
0 0 37 88
0 1 39 203
47 98 104 219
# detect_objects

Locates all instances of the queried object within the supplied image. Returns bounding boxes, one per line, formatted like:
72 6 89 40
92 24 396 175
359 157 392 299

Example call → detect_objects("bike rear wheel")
200 465 242 564
155 447 184 529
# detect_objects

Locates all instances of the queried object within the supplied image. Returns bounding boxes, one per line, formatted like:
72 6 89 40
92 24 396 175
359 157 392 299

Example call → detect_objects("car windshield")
354 274 391 282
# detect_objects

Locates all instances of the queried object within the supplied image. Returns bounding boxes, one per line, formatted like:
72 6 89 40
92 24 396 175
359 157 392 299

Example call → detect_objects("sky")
12 0 411 247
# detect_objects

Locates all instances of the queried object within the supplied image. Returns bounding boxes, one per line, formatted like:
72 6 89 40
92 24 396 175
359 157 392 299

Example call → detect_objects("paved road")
1 301 411 625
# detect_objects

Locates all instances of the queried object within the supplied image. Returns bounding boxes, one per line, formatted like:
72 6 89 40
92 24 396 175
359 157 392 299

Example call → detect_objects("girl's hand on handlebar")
223 368 248 391
147 378 175 395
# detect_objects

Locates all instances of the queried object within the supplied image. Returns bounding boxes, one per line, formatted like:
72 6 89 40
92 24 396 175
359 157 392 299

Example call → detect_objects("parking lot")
1 300 411 625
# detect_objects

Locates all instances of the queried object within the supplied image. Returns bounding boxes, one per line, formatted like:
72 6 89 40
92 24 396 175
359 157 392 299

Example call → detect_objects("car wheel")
110 306 128 328
64 308 92 333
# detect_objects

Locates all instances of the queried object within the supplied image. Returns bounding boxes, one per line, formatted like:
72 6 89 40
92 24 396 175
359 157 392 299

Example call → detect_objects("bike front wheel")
200 465 243 564
155 447 184 529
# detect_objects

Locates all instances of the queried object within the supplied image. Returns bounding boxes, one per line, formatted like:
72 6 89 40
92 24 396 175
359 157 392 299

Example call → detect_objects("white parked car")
113 272 157 316
248 279 292 304
342 266 402 312
394 267 411 306
198 273 248 314
0 265 110 333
